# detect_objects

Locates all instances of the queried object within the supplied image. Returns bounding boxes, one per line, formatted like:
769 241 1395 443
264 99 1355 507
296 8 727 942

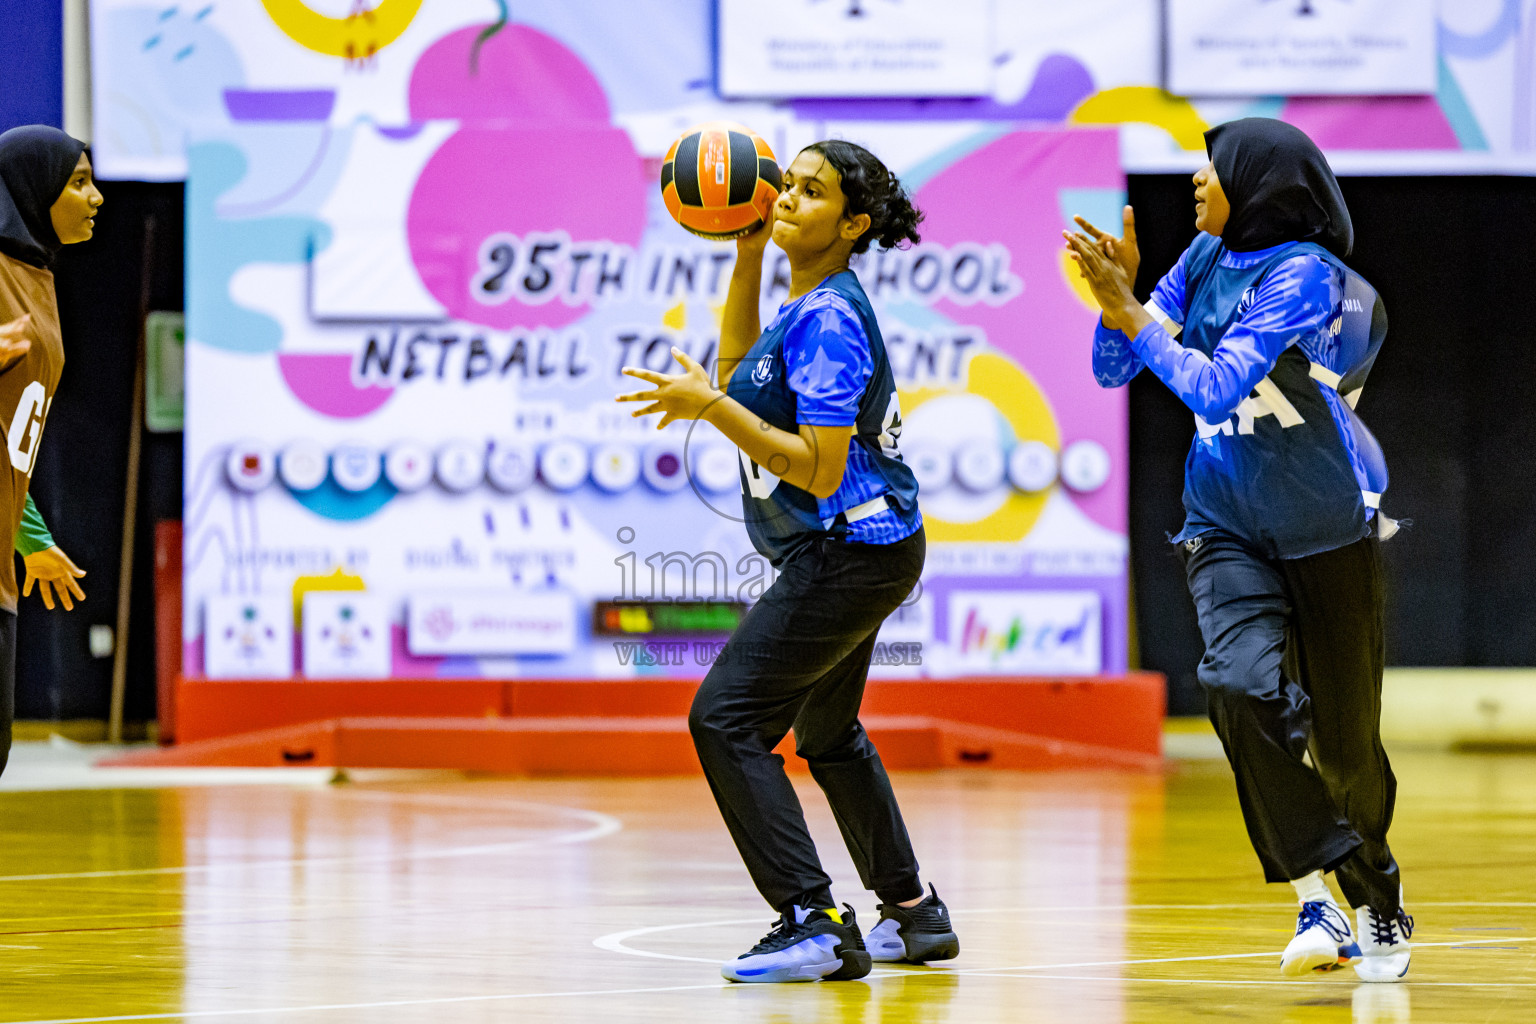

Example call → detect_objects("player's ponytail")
802 140 924 255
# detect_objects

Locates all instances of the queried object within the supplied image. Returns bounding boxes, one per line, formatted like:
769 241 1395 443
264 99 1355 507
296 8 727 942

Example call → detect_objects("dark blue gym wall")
0 0 64 132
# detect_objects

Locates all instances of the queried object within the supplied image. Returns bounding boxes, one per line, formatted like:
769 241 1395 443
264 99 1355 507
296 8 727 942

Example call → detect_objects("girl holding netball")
618 140 959 983
1066 118 1412 983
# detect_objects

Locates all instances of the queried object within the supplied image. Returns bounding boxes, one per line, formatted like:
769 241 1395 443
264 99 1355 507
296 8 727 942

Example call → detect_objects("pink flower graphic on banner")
404 25 647 331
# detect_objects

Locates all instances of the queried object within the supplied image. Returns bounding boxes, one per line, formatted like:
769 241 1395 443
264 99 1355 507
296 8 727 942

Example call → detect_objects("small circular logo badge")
436 441 486 492
331 443 381 493
384 443 433 492
226 442 276 493
539 439 590 492
487 440 538 493
1007 441 1058 493
278 440 326 492
590 442 641 493
1061 439 1112 493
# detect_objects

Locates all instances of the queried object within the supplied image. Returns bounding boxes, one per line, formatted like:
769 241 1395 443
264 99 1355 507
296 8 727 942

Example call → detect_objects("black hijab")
0 125 89 270
1204 118 1352 258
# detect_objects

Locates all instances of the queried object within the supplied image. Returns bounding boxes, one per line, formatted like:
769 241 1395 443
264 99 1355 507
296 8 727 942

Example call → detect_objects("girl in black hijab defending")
1064 119 1412 983
0 125 105 775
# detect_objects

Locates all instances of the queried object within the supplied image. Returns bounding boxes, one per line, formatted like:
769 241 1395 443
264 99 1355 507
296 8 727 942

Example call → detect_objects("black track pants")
1185 530 1400 916
689 528 926 914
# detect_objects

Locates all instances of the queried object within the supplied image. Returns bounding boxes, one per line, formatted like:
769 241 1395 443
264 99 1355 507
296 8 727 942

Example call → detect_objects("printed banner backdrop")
174 11 1131 681
89 0 1536 181
717 0 993 98
1167 0 1438 98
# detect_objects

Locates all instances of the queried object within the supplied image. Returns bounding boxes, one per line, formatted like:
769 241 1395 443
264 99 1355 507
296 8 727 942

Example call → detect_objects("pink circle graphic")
278 354 394 419
405 25 646 330
408 24 610 123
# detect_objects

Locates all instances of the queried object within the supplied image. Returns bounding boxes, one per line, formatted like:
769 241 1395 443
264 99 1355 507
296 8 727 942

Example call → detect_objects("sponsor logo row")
204 592 578 679
221 437 1113 497
203 588 1104 678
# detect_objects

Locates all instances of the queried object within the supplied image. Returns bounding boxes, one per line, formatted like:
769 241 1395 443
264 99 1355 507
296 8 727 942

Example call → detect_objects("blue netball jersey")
725 270 921 565
1092 234 1390 559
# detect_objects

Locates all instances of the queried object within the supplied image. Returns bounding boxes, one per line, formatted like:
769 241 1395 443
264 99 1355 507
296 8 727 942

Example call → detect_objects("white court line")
594 916 768 963
0 792 622 883
949 935 1536 975
958 972 1536 988
595 911 1536 975
12 936 1536 1024
952 901 1536 913
0 982 735 1024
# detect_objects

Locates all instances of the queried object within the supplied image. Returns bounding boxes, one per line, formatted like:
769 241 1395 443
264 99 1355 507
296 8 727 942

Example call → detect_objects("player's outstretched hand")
1072 206 1140 287
22 545 86 612
0 314 33 372
616 347 721 429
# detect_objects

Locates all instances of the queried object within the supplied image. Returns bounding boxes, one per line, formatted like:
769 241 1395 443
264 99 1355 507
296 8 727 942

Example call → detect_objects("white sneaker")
1354 902 1413 983
1281 901 1362 977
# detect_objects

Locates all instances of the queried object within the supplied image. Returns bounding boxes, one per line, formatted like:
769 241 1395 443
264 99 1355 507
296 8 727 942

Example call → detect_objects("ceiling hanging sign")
717 0 993 99
1166 0 1436 97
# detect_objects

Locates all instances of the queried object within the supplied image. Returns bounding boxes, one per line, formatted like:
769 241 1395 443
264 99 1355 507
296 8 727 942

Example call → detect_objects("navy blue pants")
689 528 926 914
1185 531 1400 916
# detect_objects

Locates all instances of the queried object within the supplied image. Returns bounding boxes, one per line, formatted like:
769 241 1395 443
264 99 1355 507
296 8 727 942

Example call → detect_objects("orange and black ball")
660 122 781 240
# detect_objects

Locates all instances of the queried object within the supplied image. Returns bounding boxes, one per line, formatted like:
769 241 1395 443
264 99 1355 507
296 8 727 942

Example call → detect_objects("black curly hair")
799 140 923 255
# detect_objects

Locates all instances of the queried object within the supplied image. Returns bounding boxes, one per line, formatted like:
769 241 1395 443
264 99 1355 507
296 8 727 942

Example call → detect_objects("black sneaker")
720 903 873 983
868 884 960 963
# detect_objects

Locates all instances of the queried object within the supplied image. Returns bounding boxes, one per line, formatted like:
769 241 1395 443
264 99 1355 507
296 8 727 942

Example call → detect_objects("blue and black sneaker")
721 904 872 983
868 885 960 963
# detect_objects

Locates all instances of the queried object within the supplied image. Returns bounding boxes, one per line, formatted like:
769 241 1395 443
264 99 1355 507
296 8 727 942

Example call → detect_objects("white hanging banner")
717 0 992 98
1167 0 1436 97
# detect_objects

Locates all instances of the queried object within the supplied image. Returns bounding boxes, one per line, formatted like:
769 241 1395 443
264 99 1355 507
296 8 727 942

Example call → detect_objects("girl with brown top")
0 125 105 773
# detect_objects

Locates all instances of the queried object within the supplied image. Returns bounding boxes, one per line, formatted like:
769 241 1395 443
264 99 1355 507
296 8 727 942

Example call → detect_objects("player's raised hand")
736 193 778 258
22 545 87 612
0 314 33 372
1072 205 1140 288
1064 228 1138 326
616 347 721 428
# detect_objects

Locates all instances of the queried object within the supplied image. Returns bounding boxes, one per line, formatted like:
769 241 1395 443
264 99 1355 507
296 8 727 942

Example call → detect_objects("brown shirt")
0 253 64 613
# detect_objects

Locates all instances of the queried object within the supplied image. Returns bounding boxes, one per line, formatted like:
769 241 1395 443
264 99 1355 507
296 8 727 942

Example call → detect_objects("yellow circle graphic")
261 0 424 60
900 351 1060 543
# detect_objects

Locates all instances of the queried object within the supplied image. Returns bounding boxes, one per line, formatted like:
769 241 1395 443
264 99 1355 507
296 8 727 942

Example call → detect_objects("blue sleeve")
784 294 873 427
1130 254 1334 422
1092 250 1189 388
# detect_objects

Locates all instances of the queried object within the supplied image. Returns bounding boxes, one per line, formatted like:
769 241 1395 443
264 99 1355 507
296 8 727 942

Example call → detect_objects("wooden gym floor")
0 739 1532 1022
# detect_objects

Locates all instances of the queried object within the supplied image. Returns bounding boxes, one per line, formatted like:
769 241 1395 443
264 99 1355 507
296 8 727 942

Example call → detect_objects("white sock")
1290 870 1333 906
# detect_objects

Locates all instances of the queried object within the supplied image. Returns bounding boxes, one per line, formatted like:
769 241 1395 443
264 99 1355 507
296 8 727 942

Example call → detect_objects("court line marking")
10 938 1536 1024
594 916 767 963
958 972 1536 988
595 913 1536 973
956 935 1536 975
0 792 621 883
0 982 736 1024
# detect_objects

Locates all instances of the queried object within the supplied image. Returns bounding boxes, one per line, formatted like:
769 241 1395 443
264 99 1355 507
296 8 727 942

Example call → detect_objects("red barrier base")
104 674 1165 775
